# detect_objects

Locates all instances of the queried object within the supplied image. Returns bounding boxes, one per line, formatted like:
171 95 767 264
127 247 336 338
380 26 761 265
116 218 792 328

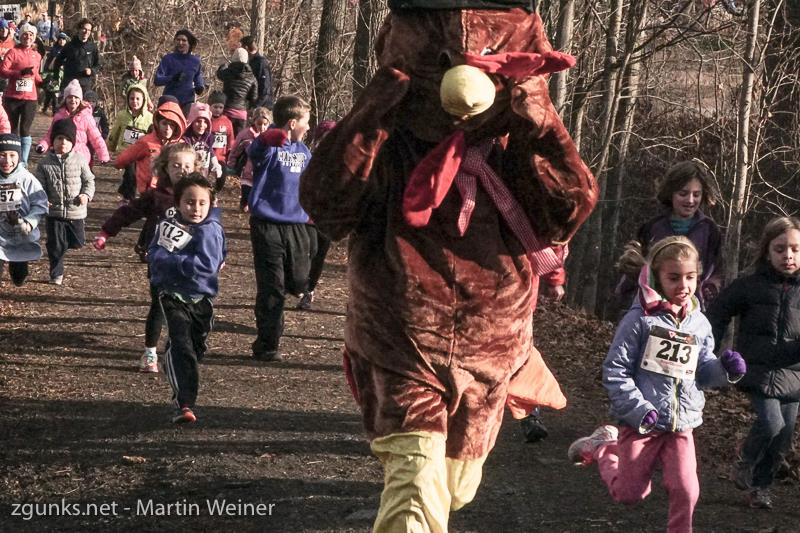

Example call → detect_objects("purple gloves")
721 349 747 376
640 410 658 433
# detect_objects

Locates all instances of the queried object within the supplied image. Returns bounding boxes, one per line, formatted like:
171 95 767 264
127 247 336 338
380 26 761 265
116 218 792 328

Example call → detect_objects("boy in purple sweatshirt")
247 95 312 362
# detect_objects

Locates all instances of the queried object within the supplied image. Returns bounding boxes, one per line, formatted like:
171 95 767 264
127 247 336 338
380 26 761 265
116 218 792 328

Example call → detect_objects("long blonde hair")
151 142 201 182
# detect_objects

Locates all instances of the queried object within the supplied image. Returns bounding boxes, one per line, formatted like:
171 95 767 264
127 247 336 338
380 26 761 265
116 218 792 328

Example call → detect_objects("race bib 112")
640 325 700 380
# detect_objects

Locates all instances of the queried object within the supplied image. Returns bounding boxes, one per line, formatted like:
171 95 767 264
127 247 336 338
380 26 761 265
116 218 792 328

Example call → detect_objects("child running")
35 79 109 165
148 173 226 423
34 119 94 285
183 102 223 189
94 143 199 372
106 81 153 202
707 216 800 510
0 133 47 285
568 236 746 533
616 161 723 311
247 95 312 362
208 91 234 166
114 97 185 197
226 106 271 211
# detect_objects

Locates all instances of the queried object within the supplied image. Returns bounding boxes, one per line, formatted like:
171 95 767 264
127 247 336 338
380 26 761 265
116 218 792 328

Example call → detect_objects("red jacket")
210 115 235 163
0 45 42 101
114 100 186 193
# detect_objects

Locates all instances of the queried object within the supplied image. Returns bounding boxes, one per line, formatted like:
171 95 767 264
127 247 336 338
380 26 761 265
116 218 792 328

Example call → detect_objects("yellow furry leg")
371 432 449 533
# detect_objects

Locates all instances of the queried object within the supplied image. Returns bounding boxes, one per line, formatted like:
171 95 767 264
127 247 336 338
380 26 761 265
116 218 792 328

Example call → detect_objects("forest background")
41 0 800 319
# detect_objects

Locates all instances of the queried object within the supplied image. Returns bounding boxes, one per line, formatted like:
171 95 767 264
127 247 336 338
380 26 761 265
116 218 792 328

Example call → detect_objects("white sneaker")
567 425 619 466
138 351 159 373
50 275 63 285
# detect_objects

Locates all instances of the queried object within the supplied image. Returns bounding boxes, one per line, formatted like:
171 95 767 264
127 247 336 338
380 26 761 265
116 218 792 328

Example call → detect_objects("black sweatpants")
0 260 29 286
306 225 331 293
160 293 214 409
45 217 85 279
117 164 137 201
145 282 165 348
249 217 313 356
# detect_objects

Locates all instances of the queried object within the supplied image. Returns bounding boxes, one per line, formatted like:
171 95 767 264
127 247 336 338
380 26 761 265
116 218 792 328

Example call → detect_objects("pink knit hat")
130 55 142 72
62 79 83 101
186 102 212 128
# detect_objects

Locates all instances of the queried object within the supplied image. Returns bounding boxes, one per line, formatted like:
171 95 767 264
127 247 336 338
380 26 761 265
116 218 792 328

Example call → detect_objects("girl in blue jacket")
148 173 226 424
568 236 746 533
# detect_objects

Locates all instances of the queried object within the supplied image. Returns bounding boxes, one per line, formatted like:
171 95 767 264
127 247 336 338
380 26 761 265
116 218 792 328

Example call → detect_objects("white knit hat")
231 47 249 64
19 22 37 38
62 79 83 101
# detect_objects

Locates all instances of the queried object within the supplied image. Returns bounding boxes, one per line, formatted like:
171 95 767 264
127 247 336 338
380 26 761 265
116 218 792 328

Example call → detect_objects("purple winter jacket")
616 210 724 310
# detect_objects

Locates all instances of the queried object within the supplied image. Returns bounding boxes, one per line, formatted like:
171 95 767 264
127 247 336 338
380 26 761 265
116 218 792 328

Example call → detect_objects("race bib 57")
0 182 22 213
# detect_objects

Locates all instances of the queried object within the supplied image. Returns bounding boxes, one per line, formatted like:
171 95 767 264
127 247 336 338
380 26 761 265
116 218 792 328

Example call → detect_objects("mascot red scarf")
301 1 597 530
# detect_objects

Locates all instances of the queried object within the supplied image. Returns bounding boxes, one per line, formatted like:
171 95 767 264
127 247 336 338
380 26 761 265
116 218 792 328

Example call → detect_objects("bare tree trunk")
597 0 648 319
353 0 387 100
250 0 268 52
725 0 762 282
551 0 575 113
313 0 347 123
575 0 624 312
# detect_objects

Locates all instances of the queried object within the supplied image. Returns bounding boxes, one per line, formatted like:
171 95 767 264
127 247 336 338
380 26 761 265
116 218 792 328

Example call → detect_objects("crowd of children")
0 16 797 529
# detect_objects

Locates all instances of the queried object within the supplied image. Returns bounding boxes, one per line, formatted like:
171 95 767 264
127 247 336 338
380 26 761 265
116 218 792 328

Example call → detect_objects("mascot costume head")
301 1 597 530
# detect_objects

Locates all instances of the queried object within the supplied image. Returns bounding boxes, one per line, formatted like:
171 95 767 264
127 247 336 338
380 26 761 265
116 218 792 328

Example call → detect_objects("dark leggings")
145 282 165 348
0 260 29 285
3 98 37 136
307 227 331 293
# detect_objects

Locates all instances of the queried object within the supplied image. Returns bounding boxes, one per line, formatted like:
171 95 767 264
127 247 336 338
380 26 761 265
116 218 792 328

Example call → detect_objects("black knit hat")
0 133 21 155
51 118 77 146
174 29 198 52
208 90 227 106
388 0 534 10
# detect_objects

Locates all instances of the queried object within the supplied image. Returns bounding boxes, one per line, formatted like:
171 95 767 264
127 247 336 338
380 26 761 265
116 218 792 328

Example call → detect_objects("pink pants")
595 426 699 533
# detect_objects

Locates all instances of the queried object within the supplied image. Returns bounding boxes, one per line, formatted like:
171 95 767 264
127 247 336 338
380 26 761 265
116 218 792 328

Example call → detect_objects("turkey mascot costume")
300 1 597 530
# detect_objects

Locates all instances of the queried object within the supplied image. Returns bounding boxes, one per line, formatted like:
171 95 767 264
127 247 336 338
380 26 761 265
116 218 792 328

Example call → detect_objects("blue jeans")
741 393 799 488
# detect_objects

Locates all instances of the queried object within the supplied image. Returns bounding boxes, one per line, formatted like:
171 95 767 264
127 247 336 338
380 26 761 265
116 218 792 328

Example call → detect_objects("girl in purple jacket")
616 161 724 311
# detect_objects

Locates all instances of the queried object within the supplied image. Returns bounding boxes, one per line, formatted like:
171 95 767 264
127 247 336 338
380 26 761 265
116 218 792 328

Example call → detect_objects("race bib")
0 182 22 213
15 78 33 93
212 132 227 149
123 127 144 145
640 325 700 379
157 219 192 252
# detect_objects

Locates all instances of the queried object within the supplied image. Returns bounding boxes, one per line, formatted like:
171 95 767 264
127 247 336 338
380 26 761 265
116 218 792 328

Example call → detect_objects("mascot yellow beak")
440 65 496 120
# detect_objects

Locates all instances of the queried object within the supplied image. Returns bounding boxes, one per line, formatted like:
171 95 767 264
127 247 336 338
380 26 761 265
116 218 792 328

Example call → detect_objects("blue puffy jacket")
603 300 732 433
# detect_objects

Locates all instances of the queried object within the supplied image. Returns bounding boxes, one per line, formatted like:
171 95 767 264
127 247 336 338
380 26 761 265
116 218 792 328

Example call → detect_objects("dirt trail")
1 115 798 532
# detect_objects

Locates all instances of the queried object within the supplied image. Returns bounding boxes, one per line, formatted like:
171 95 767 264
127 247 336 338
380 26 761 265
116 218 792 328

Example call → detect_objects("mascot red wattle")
300 1 597 530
